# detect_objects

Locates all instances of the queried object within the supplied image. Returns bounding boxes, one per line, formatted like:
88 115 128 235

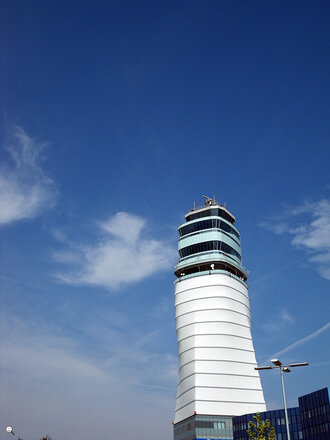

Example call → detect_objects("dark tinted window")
196 421 214 429
179 218 240 240
179 240 241 260
186 208 235 224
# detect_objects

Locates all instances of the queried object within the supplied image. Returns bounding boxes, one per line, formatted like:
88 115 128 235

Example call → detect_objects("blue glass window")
179 218 240 240
179 240 241 260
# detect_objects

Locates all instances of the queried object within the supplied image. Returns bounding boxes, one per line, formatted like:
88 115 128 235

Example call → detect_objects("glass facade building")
299 388 330 440
233 407 302 440
232 388 329 440
174 414 233 440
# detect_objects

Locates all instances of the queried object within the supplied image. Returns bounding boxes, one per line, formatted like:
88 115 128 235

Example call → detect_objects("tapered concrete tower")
173 197 266 440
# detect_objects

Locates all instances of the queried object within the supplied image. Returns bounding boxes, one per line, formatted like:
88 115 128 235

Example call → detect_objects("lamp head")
289 362 309 367
283 367 291 373
271 359 282 366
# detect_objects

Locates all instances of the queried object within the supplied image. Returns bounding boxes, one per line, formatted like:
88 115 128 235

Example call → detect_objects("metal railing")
174 269 247 287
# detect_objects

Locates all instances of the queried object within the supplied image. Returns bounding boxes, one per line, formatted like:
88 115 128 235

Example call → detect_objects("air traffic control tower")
173 197 266 440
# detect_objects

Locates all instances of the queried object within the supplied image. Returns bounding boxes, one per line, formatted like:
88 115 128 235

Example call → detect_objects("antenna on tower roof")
202 195 217 206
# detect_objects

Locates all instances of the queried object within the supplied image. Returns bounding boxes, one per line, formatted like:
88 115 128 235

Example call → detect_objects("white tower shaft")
173 199 266 424
174 273 266 423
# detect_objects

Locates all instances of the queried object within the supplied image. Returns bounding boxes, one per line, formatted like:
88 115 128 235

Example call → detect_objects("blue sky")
0 1 329 439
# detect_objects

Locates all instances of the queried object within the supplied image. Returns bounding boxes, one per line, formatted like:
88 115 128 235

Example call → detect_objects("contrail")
272 322 330 357
249 256 304 290
0 274 42 289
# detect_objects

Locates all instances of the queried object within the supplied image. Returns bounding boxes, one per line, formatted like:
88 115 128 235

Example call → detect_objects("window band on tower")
179 218 240 240
179 240 241 260
185 207 235 224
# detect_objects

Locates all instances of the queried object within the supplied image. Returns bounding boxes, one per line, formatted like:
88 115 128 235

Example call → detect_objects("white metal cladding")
174 273 266 423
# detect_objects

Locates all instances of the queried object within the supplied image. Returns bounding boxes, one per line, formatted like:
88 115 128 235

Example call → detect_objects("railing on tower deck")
185 204 236 224
188 203 219 211
186 204 232 215
174 269 248 288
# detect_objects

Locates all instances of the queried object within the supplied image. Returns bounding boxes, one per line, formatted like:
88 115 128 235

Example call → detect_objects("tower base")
174 414 233 440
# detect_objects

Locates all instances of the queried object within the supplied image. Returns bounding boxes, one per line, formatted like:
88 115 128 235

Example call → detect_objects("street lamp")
5 426 22 440
255 359 308 440
6 427 15 436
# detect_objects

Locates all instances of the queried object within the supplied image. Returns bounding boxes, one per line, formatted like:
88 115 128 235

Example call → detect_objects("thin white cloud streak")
249 257 304 287
272 322 330 357
260 198 330 280
310 361 330 367
0 127 57 225
281 310 294 323
54 211 177 290
0 317 176 388
0 316 176 440
262 309 294 333
0 274 43 289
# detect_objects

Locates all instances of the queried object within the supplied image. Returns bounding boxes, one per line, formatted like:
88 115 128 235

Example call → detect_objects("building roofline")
185 204 236 224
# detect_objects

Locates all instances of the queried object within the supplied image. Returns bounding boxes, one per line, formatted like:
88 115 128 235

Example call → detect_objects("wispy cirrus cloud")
260 198 330 279
262 309 294 333
272 321 330 358
53 211 177 290
0 315 176 440
0 127 57 225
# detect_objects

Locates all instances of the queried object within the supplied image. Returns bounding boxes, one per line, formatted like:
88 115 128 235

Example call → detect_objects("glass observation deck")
174 197 248 281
